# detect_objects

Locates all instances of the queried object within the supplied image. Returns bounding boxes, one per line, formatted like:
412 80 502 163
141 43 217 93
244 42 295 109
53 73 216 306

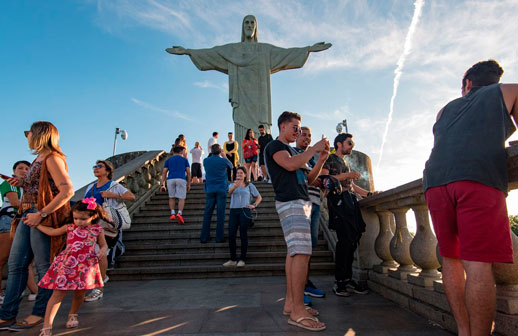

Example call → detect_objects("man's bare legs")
169 198 176 213
178 198 185 214
463 260 496 336
283 254 324 329
442 257 495 336
442 257 470 336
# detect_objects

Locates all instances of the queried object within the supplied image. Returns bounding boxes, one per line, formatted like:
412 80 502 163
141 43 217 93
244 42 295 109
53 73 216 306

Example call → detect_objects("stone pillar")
355 209 382 280
407 204 441 287
388 207 418 280
493 231 518 315
373 210 398 274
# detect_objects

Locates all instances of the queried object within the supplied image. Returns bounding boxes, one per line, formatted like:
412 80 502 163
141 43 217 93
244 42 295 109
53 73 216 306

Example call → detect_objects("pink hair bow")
82 197 97 210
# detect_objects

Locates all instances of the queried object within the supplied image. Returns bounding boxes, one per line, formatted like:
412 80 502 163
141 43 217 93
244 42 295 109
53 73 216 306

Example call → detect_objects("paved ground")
8 275 451 335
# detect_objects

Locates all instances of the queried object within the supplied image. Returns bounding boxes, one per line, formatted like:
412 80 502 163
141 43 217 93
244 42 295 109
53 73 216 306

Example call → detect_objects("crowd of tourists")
1 59 517 335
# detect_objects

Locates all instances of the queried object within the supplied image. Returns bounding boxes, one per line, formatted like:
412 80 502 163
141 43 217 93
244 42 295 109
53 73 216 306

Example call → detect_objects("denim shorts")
245 155 258 163
0 214 13 233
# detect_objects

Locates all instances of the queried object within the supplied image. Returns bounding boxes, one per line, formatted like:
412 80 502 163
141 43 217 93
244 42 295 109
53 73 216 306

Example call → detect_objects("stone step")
150 193 277 201
128 221 283 231
123 229 287 241
132 213 280 222
108 262 335 281
143 200 277 210
116 250 333 267
123 240 330 254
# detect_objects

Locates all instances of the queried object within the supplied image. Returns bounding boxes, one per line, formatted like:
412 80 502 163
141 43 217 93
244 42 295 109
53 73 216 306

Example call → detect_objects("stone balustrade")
72 150 168 215
319 145 518 335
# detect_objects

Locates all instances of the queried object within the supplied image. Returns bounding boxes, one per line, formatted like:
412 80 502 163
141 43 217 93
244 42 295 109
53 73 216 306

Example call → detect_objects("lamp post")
113 128 128 156
336 119 348 134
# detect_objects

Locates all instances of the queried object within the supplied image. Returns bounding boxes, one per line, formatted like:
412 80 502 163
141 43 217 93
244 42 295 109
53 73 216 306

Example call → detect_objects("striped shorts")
275 199 312 257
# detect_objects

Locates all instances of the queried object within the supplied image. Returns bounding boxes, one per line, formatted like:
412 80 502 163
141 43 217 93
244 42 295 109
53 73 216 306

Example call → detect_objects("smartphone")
0 173 13 180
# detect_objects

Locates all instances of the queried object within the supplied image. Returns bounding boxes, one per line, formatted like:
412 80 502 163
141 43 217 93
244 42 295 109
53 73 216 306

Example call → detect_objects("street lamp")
336 119 348 134
113 128 128 156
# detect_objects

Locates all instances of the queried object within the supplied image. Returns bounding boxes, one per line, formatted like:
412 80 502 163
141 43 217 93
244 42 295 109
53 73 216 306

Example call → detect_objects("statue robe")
187 42 311 138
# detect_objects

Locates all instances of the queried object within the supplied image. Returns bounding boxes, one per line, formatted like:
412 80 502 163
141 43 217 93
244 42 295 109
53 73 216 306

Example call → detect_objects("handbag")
103 182 131 231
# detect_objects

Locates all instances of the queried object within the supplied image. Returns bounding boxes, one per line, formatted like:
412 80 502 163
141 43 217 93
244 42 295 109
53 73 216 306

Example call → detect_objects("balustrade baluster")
373 210 398 274
407 204 441 287
388 207 418 280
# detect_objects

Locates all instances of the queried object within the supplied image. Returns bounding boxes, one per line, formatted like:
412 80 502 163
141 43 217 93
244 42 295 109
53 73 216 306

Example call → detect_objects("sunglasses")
92 164 105 169
292 126 301 133
345 140 354 146
24 131 30 138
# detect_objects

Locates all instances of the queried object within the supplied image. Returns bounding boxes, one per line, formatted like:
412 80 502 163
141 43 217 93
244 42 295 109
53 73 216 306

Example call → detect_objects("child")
36 198 108 336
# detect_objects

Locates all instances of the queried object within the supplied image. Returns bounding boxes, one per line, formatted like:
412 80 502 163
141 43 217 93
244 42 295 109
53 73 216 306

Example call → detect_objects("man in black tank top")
423 60 518 336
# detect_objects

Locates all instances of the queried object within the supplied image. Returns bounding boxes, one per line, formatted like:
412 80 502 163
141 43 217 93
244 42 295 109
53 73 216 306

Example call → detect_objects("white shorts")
167 178 187 199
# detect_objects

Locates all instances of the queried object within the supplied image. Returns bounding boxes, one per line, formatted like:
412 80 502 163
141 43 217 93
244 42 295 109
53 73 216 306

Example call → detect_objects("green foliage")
509 215 518 236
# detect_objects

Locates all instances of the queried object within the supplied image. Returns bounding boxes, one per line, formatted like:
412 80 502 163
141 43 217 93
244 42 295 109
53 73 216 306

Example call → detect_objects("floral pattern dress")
39 224 104 290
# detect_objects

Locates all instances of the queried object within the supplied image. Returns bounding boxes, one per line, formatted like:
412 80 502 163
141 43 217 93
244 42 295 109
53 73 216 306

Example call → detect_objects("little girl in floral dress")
35 198 108 336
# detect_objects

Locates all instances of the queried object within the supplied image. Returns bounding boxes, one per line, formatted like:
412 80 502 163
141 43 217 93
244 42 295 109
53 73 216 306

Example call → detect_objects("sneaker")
103 275 109 284
333 281 351 297
176 214 184 224
303 295 312 306
222 260 237 267
169 214 176 220
27 293 37 301
84 289 103 302
304 285 325 298
237 260 245 267
346 280 369 295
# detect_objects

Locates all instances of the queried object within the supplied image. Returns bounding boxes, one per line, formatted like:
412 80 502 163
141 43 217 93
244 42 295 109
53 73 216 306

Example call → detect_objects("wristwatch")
39 210 48 218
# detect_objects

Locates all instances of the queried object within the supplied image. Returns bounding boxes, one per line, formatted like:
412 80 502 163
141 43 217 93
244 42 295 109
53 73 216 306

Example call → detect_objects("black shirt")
258 133 273 152
264 140 309 202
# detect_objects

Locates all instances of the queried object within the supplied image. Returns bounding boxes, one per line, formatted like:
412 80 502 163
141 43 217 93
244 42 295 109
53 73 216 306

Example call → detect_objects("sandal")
39 327 52 336
66 314 78 329
288 316 326 332
283 306 319 316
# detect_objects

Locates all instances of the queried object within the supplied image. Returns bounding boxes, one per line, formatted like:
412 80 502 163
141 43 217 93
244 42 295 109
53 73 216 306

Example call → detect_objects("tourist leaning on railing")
84 159 135 302
0 121 74 332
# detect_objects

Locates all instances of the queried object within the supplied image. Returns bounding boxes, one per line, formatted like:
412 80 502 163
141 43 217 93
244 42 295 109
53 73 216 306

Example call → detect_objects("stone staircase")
109 181 335 280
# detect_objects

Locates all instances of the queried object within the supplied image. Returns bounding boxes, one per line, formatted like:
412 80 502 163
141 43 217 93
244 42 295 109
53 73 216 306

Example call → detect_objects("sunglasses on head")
92 164 104 169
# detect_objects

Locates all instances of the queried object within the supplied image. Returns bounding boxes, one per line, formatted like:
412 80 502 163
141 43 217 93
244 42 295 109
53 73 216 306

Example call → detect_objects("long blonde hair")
29 121 64 156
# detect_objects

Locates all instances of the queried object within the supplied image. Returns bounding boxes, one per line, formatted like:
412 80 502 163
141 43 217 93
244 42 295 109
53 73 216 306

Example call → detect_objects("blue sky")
2 0 518 215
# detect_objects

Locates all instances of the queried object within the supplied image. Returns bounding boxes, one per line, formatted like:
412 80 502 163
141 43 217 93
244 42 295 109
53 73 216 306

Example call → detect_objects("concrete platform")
12 275 452 335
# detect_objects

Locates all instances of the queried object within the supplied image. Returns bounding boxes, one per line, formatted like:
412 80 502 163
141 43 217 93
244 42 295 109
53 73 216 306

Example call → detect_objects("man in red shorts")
423 59 518 336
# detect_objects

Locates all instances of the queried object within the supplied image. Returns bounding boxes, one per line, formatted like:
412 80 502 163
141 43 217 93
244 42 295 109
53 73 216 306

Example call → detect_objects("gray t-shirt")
229 183 259 209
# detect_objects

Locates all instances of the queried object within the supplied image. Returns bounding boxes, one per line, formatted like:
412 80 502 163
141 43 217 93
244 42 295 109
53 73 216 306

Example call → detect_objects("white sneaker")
27 293 37 301
103 275 109 284
237 260 246 267
84 289 103 302
223 260 237 267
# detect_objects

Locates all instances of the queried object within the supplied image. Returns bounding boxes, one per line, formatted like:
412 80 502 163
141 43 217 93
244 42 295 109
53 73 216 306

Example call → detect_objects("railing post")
407 204 441 287
373 210 398 274
388 207 418 280
493 231 518 316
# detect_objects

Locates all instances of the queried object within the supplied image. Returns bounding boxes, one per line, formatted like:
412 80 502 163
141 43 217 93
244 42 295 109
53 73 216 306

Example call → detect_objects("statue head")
241 15 258 42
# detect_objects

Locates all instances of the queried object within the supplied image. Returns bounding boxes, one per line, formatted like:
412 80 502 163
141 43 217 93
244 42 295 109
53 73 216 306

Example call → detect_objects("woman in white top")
190 142 204 183
223 166 261 267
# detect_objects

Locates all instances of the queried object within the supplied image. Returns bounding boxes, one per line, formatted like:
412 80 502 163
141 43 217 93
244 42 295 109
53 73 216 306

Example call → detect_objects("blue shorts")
245 155 258 163
0 214 13 233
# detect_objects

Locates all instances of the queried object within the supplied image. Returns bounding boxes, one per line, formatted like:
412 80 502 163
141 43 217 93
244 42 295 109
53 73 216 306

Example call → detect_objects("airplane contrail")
376 0 425 171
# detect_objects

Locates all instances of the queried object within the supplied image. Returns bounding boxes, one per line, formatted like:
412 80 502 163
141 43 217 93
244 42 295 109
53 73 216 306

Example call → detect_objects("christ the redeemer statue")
166 14 331 143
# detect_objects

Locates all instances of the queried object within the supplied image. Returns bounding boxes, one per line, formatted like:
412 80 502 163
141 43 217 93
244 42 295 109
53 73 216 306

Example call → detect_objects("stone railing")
319 145 518 335
72 150 168 215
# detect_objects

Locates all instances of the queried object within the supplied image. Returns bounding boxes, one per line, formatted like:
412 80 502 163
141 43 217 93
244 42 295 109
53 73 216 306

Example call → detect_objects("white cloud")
193 80 228 92
131 97 193 121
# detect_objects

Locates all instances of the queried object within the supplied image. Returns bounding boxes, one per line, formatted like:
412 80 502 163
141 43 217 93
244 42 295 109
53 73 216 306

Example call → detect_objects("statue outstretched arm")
165 46 191 55
309 42 332 52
